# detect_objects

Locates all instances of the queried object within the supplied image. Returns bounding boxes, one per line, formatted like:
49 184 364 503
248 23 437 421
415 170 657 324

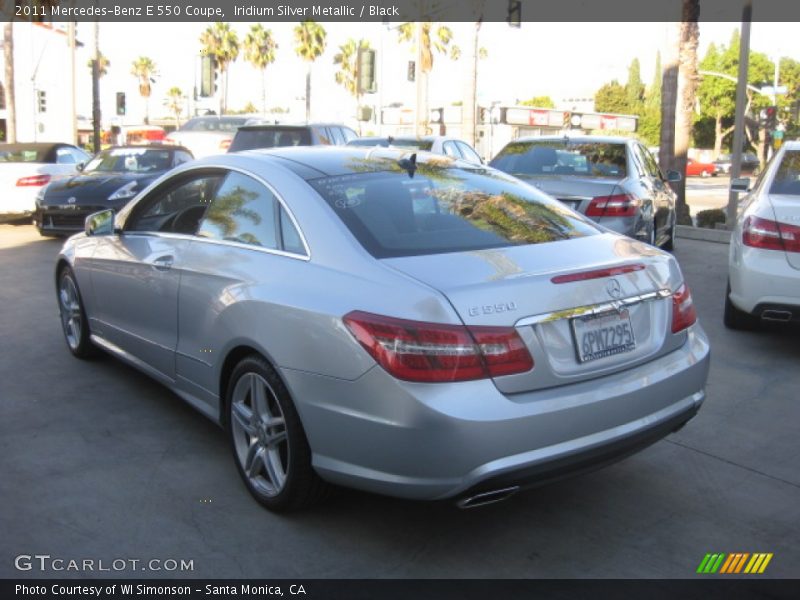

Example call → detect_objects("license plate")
571 310 636 363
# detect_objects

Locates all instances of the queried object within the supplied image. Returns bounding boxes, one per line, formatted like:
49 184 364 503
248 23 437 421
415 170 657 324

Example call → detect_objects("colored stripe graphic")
701 552 774 574
734 553 750 573
719 554 736 574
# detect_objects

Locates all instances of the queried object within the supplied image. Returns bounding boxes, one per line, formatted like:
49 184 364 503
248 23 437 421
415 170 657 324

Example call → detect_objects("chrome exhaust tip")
456 486 520 509
761 310 792 322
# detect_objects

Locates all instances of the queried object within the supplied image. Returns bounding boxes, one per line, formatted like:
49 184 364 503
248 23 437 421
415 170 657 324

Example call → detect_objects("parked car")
35 145 193 236
165 116 249 158
227 123 357 152
0 142 90 220
56 146 709 511
714 152 760 176
490 135 680 249
725 140 800 328
347 135 483 164
685 157 716 177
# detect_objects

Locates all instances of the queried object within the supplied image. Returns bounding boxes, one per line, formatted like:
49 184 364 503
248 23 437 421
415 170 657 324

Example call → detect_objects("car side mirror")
76 162 85 172
666 170 682 183
85 209 115 236
730 177 751 193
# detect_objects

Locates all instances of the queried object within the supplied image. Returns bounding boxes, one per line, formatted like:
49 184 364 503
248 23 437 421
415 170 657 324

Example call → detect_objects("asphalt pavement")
0 224 798 579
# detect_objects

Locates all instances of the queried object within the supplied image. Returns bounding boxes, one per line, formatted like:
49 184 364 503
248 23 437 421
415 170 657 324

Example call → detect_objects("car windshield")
0 145 53 163
228 128 312 152
491 141 628 178
179 117 247 132
309 161 598 258
84 148 172 173
770 150 800 195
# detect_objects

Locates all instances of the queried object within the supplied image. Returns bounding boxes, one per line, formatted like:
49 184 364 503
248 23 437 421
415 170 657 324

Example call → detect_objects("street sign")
760 85 787 95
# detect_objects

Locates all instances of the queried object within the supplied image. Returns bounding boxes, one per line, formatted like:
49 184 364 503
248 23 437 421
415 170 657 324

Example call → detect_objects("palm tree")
199 22 240 114
243 24 278 116
164 87 185 129
397 22 458 135
3 23 16 142
294 20 327 122
131 56 158 124
333 38 370 129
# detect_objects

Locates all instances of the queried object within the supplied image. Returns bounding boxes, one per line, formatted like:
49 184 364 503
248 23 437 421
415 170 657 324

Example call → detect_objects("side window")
456 141 482 164
70 148 90 164
340 127 357 143
329 127 345 145
56 148 76 164
315 127 332 145
197 172 278 249
174 151 193 166
638 145 662 179
127 173 222 234
442 141 461 158
279 206 306 255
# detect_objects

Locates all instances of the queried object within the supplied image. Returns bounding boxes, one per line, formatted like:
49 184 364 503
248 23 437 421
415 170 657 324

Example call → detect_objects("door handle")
151 255 174 271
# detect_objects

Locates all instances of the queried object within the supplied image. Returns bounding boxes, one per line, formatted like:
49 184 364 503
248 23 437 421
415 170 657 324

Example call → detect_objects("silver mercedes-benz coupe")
56 147 710 511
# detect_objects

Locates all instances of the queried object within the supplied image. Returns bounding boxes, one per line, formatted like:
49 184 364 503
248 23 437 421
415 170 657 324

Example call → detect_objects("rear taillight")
219 139 232 150
16 174 51 187
743 215 800 253
552 263 645 284
586 194 640 217
671 283 697 333
343 311 534 383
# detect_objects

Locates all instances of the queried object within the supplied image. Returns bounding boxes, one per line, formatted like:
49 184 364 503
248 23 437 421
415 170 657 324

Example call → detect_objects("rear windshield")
390 139 434 151
770 150 800 195
229 128 312 152
309 165 598 258
490 141 628 178
84 148 173 173
0 146 53 163
180 117 247 132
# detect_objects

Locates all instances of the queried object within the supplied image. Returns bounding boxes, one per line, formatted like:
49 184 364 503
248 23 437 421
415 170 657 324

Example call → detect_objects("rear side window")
340 127 358 143
456 141 482 164
770 151 800 195
309 167 598 258
491 141 628 178
328 127 345 145
229 128 312 152
198 172 278 249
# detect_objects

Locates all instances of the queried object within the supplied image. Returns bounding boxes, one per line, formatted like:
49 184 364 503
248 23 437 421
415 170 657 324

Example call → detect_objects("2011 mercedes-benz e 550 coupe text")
56 147 710 511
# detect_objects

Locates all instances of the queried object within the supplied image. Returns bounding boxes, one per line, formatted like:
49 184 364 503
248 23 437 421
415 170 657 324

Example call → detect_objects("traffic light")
37 90 46 113
766 105 778 131
507 0 521 28
200 54 217 97
357 48 377 95
116 92 126 116
407 61 416 82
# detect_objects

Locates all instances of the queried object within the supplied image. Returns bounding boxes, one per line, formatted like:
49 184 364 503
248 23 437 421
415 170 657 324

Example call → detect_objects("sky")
64 20 800 125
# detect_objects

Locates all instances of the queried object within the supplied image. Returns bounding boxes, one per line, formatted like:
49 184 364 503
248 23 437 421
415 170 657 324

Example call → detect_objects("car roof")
514 135 632 145
237 123 354 131
103 144 191 153
0 142 73 151
237 145 472 180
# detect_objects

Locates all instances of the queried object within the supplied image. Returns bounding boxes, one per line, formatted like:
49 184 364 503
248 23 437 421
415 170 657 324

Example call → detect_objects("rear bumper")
282 324 710 501
729 245 800 313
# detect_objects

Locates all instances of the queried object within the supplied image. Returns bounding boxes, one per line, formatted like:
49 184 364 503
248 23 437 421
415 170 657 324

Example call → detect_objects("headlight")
108 181 138 201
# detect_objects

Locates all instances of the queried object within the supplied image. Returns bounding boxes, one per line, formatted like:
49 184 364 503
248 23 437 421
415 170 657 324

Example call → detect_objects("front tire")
57 266 97 358
724 281 758 330
226 355 329 511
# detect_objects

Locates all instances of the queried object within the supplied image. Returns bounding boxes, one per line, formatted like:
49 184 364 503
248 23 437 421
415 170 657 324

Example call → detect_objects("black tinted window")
198 172 278 248
309 166 598 258
770 151 800 195
491 141 628 178
229 128 312 152
127 174 222 234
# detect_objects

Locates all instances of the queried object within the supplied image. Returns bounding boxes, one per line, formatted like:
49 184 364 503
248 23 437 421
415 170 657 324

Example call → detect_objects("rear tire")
226 355 330 512
724 281 758 330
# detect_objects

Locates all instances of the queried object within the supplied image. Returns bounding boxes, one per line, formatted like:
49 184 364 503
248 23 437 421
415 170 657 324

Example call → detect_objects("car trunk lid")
519 175 624 215
767 194 800 270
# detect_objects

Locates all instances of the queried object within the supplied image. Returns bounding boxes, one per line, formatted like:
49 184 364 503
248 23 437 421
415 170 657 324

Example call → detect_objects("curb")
676 225 731 244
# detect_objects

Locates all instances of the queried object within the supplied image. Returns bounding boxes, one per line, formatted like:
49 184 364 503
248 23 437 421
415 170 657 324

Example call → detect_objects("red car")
686 158 716 177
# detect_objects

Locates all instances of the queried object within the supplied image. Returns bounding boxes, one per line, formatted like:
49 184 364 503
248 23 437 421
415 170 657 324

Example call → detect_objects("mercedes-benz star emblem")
606 278 622 299
67 197 76 204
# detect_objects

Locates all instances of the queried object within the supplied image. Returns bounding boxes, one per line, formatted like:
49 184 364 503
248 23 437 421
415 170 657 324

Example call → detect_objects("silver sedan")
56 147 710 511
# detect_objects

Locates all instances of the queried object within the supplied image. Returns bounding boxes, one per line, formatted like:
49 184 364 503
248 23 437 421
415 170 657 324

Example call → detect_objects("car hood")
513 175 623 200
42 171 160 204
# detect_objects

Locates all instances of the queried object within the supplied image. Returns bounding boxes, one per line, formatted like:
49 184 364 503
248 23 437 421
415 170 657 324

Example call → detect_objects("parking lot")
1 223 798 579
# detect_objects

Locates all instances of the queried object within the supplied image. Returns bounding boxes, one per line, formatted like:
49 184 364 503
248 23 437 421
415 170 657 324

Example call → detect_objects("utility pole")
3 23 16 143
91 21 101 153
415 21 427 136
726 0 752 228
462 17 481 147
68 22 77 145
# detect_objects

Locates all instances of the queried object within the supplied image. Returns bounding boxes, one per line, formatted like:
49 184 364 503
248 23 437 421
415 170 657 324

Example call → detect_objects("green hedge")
696 209 726 230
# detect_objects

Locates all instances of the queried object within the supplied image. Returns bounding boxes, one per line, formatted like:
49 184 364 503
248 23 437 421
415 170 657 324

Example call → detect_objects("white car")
347 135 484 164
164 116 249 158
725 140 800 328
0 142 90 220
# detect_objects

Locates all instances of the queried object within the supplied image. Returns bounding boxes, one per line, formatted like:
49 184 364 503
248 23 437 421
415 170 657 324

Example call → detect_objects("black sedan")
34 145 193 236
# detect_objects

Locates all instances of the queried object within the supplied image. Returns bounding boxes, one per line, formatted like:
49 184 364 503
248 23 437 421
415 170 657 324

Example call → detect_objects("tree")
595 80 629 114
199 22 240 115
333 38 370 129
625 58 645 112
3 23 16 143
131 56 157 124
638 53 662 146
243 24 278 116
397 22 458 135
163 87 184 129
520 96 556 108
294 20 327 122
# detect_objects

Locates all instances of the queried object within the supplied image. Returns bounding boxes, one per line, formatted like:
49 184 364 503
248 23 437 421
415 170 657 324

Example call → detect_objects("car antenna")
398 153 417 178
